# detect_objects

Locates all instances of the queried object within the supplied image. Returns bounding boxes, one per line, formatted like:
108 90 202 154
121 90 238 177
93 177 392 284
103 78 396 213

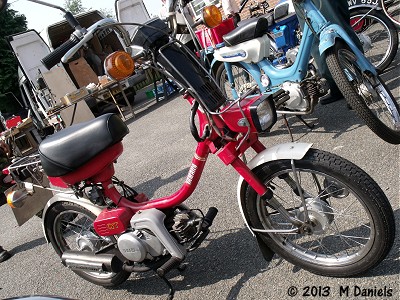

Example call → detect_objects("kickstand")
295 115 315 129
282 114 294 142
160 275 175 300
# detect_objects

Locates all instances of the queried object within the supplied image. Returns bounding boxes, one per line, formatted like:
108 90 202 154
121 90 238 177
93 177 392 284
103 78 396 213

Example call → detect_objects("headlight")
250 95 277 132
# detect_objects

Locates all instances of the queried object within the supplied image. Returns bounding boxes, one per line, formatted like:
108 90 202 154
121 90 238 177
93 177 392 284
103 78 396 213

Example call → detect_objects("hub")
296 198 334 235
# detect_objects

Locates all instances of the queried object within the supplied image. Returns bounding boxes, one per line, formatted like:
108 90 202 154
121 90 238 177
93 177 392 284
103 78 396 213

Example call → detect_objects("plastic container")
6 116 22 129
145 90 155 99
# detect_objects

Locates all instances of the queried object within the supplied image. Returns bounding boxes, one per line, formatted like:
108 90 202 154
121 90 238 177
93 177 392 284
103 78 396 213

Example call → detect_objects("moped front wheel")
243 149 395 277
44 202 131 286
325 40 400 144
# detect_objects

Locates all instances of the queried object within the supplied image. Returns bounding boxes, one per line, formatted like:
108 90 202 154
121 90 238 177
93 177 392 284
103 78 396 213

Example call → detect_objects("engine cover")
93 207 133 236
118 230 165 262
286 46 299 65
281 81 308 111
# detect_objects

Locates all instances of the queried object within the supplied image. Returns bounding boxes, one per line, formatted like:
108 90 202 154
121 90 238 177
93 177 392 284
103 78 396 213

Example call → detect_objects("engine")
280 81 308 111
117 208 202 263
118 230 166 262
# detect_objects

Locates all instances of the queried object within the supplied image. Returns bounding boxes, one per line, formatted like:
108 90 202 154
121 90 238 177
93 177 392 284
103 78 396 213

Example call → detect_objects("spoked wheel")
326 40 400 144
381 0 400 27
215 62 259 99
44 202 130 286
350 8 398 72
244 149 395 277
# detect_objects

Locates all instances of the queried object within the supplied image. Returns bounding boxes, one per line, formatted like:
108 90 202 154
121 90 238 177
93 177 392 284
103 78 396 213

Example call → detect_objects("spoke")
339 234 370 242
311 173 323 194
327 222 360 254
315 238 339 259
333 199 359 220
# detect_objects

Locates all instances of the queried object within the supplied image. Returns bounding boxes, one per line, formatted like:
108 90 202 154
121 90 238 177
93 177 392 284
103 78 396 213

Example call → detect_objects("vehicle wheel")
381 0 400 28
44 202 130 286
215 62 259 99
350 8 398 72
325 40 400 144
244 149 395 277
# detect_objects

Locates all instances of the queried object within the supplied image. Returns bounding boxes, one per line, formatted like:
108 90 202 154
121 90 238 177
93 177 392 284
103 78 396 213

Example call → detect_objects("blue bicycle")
212 0 400 144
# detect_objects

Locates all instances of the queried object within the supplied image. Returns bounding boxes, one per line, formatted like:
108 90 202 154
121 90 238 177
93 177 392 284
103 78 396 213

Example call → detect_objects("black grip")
64 12 81 29
203 207 218 228
41 35 80 70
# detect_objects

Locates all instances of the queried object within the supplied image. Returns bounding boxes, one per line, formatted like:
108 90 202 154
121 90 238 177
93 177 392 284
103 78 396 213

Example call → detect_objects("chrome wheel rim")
256 168 375 266
337 48 400 131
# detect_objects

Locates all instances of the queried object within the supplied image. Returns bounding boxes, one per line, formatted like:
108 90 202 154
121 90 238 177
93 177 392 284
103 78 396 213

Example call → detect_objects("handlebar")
41 35 80 69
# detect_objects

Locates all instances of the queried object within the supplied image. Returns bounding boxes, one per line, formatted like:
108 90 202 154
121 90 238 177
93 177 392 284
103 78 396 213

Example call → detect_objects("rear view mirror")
0 0 7 12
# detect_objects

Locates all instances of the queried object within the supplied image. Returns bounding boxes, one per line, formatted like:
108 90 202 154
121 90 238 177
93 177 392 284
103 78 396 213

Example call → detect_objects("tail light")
7 190 28 208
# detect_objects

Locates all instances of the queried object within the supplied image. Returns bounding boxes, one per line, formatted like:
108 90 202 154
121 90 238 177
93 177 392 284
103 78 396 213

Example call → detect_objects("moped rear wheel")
325 40 400 144
244 149 395 277
44 202 130 286
215 62 259 99
350 8 398 72
381 0 400 27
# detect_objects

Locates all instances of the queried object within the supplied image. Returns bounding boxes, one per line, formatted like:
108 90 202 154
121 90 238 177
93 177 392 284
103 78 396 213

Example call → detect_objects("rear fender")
41 192 104 243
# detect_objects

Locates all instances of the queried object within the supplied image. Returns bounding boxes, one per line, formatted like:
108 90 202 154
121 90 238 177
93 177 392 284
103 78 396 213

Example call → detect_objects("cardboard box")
62 87 89 105
68 57 99 88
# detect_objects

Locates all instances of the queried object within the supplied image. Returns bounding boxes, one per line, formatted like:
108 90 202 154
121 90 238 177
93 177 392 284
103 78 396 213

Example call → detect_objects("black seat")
223 17 271 47
39 113 129 177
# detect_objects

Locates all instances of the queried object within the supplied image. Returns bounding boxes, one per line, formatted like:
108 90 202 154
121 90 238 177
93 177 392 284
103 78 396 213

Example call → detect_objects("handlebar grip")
41 35 80 70
64 12 81 29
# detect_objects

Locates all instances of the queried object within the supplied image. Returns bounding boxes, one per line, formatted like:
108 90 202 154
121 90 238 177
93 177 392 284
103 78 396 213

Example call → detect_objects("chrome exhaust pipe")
61 250 123 273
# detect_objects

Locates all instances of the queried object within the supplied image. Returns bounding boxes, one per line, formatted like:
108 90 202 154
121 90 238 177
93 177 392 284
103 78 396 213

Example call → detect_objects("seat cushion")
39 113 129 177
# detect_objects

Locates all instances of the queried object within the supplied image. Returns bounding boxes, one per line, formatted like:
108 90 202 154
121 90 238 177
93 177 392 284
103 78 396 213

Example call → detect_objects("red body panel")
60 142 123 185
47 176 69 188
93 207 133 236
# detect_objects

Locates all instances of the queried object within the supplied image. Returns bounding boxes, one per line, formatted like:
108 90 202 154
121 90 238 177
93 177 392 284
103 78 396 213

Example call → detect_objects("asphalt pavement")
0 54 399 299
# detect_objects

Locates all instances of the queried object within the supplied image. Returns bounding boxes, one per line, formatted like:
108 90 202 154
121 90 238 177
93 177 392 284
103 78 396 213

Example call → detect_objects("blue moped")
212 0 400 144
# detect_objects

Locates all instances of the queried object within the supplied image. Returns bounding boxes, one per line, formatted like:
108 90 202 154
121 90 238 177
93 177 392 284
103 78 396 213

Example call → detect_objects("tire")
215 62 259 99
381 0 400 28
325 40 400 144
350 8 398 72
244 149 395 277
44 202 130 287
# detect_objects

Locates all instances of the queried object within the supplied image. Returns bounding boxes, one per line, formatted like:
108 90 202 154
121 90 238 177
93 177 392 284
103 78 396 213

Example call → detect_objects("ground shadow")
9 237 46 255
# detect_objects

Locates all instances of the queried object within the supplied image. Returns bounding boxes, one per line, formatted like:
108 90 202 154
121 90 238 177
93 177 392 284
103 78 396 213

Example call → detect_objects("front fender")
237 142 312 236
41 193 104 243
318 24 377 75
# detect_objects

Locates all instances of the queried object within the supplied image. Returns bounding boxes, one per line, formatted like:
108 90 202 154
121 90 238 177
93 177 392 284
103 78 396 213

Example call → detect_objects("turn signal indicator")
104 51 135 81
203 5 222 28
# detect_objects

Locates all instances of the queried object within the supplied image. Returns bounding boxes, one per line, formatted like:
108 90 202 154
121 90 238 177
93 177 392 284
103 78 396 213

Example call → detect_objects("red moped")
2 0 395 298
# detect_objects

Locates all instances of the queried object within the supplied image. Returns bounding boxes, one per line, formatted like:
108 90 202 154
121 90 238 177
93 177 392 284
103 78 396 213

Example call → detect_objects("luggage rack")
7 154 45 185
